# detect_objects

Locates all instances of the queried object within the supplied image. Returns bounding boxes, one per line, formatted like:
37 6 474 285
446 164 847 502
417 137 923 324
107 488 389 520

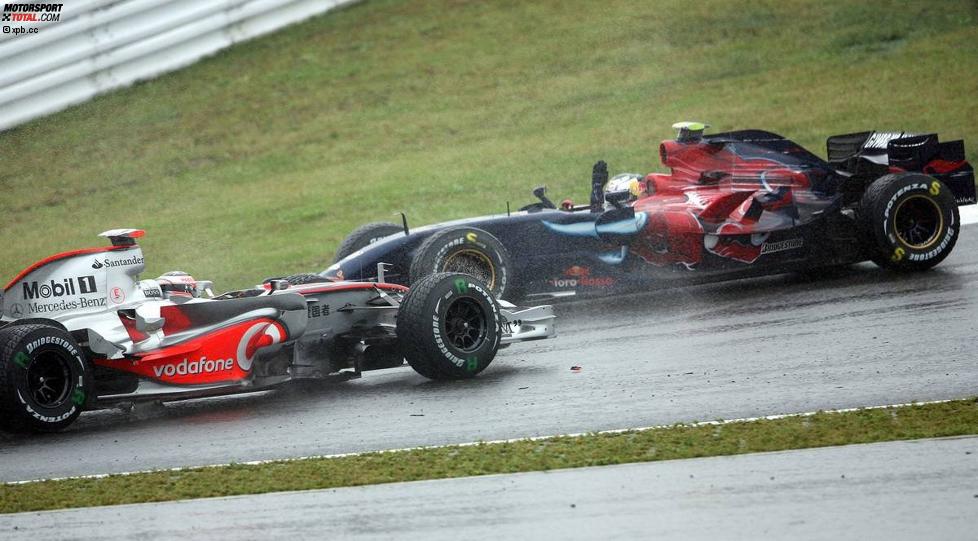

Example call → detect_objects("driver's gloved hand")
591 160 609 212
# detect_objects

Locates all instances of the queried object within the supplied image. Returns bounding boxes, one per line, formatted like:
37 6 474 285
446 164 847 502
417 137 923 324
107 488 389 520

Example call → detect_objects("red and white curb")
4 398 957 486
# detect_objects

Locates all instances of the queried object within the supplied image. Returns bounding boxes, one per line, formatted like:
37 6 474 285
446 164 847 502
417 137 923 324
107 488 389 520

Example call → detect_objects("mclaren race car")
0 229 555 432
324 123 975 301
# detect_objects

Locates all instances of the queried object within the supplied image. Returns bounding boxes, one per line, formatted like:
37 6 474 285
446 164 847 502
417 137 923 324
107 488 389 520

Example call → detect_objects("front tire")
858 173 959 271
396 273 502 380
0 324 91 433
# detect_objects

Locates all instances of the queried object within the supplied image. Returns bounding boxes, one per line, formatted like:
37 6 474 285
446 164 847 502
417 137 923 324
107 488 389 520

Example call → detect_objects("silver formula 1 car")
0 229 555 432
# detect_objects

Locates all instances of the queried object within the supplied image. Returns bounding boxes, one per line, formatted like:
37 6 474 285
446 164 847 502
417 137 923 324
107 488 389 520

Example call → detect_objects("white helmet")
156 271 201 298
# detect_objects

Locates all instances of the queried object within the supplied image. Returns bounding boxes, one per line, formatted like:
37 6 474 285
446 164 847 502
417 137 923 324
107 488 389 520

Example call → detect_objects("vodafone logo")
236 322 283 372
153 357 234 378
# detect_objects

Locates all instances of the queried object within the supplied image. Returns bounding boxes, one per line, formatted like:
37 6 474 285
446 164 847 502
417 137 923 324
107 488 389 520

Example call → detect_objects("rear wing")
827 131 976 206
99 228 145 246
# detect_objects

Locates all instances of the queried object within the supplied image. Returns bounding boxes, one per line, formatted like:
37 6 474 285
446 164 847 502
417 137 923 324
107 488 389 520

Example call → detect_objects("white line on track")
6 398 956 486
961 204 978 225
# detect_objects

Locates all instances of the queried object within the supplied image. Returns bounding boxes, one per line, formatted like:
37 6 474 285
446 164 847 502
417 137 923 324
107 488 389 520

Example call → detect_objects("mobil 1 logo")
20 275 104 314
22 276 97 299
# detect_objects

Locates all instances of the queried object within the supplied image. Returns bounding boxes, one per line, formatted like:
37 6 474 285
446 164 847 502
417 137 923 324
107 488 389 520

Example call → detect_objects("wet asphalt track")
5 436 975 540
1 224 976 483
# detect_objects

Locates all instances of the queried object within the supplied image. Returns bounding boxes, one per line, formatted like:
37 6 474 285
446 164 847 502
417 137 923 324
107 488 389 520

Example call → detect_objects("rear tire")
409 227 512 299
0 324 91 433
333 222 403 263
396 273 502 380
858 173 958 271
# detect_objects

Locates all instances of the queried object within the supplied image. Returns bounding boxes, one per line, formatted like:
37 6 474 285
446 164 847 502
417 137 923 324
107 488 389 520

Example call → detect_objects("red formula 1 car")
0 230 555 432
326 123 975 300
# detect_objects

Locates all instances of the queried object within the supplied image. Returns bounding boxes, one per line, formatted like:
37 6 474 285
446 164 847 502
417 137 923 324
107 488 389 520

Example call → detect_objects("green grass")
1 0 976 289
2 399 976 514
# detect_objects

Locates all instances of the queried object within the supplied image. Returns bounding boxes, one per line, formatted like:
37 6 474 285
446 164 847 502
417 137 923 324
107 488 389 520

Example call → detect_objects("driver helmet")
604 173 645 204
156 271 200 298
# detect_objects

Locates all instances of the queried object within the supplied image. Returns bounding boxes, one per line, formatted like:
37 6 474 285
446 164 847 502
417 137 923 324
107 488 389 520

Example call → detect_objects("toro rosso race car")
0 230 555 432
324 123 975 301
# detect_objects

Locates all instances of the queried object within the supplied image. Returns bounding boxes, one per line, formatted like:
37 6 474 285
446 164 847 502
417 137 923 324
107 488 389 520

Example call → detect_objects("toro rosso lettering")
21 276 97 299
548 266 616 288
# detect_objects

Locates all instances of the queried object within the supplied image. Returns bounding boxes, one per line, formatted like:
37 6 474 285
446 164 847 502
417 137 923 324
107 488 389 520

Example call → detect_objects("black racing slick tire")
284 273 330 285
0 324 91 433
858 173 959 271
333 222 403 263
409 227 512 299
396 273 502 380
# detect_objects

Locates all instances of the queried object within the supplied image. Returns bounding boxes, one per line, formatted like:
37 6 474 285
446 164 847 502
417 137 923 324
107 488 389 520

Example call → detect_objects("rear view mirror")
532 186 556 209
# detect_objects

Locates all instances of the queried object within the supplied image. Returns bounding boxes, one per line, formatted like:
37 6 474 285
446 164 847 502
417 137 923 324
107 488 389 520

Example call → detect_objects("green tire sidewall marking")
71 388 85 406
466 357 478 371
12 351 30 369
453 278 468 294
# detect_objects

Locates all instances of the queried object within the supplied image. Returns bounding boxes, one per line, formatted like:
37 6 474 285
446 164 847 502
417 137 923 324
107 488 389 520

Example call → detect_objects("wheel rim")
443 297 488 353
26 350 72 408
442 249 496 290
893 195 943 250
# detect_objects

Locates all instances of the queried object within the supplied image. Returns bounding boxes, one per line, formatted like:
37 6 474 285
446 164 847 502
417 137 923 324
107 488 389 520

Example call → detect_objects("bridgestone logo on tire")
25 336 78 357
908 227 955 261
431 313 466 368
434 238 467 264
